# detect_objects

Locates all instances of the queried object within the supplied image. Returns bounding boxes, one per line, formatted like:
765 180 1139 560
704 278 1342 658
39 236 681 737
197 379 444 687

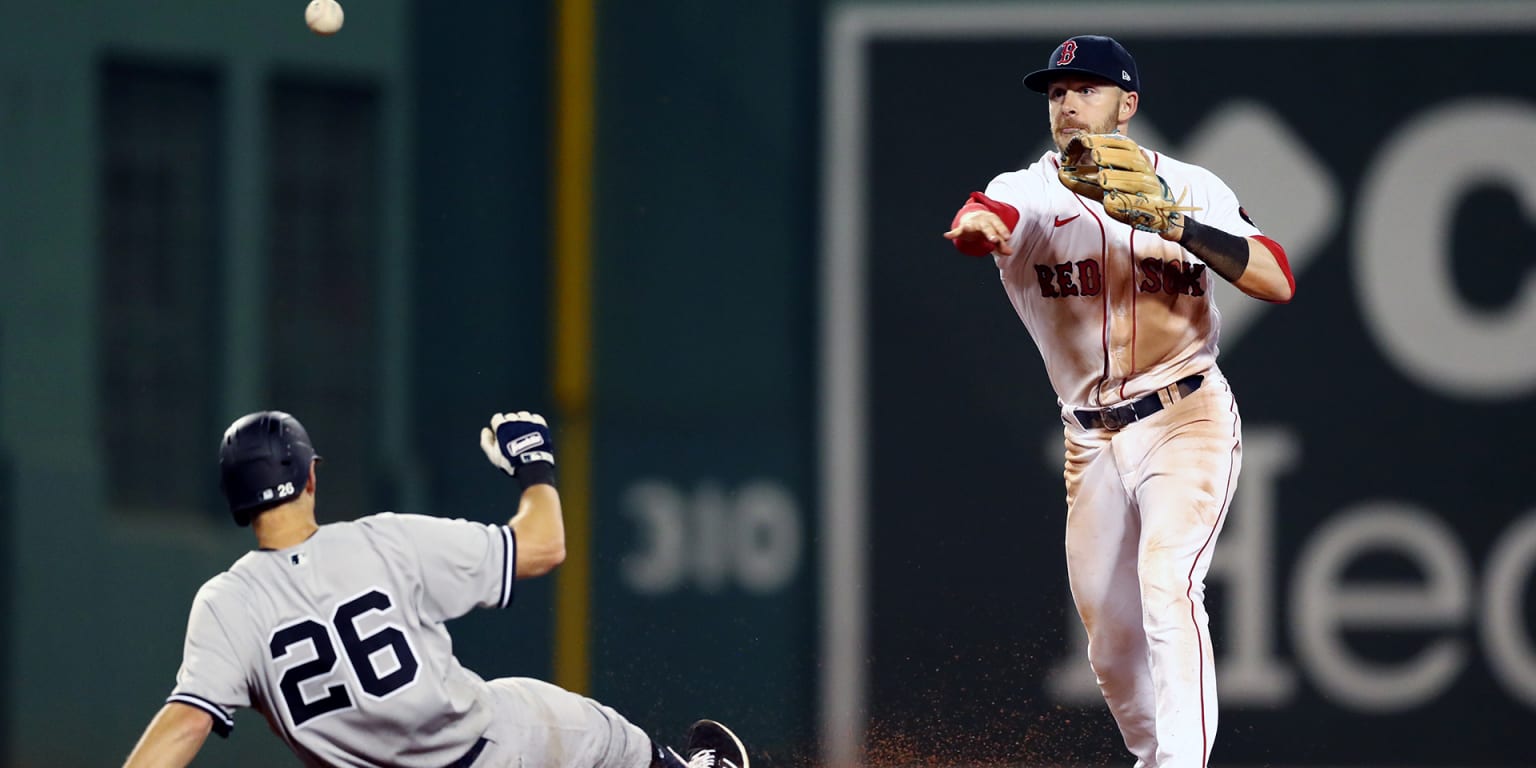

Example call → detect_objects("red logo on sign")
1057 40 1078 65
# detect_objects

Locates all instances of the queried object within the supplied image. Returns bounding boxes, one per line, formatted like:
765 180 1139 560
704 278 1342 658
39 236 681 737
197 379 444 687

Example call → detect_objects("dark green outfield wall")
411 1 822 760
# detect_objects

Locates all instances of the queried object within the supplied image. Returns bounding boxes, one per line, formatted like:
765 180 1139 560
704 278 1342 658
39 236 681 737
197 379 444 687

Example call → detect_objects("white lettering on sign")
1292 504 1471 712
1045 426 1536 712
620 478 803 595
1482 513 1536 709
1356 98 1536 399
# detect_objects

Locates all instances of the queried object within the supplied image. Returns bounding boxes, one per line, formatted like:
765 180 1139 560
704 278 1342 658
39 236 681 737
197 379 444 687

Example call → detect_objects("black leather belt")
1074 374 1203 431
444 737 489 768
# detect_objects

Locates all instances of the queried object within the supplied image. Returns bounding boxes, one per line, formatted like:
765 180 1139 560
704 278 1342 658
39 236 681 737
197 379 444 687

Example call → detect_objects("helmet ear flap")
219 460 254 526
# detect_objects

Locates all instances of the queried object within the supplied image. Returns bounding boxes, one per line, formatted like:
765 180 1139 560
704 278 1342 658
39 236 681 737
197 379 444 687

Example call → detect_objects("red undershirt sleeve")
950 191 1022 257
1252 235 1295 299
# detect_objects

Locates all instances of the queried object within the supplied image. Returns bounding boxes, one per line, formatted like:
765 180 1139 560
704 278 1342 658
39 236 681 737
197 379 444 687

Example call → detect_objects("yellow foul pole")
551 0 595 694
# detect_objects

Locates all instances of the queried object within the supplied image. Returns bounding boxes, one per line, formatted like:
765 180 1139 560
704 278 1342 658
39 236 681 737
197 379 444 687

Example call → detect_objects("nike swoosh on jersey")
1054 214 1081 227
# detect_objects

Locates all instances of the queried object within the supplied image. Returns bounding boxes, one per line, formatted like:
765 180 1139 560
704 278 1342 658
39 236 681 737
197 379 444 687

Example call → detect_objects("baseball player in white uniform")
942 35 1295 768
123 410 750 768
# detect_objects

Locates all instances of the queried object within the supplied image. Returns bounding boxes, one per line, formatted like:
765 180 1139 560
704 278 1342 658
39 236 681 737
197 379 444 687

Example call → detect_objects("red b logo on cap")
1057 40 1078 65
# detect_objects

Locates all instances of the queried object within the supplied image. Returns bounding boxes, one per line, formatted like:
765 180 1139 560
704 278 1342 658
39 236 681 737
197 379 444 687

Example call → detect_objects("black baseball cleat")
683 719 749 768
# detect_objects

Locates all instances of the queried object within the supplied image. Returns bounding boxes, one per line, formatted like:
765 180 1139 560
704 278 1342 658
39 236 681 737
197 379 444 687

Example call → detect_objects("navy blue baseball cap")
1023 35 1140 94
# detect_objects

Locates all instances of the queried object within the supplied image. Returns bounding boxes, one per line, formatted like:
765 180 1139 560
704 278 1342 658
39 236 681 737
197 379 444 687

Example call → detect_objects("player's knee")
1086 623 1144 666
1136 575 1186 612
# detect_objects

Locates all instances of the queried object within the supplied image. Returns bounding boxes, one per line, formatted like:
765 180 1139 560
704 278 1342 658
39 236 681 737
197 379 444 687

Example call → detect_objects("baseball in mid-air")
305 0 344 36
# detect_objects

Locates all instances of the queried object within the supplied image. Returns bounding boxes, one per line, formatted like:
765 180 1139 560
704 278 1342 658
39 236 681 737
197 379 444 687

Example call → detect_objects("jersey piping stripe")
1123 152 1164 401
1185 381 1240 767
498 525 515 609
1053 153 1112 408
1069 191 1110 408
1124 228 1137 401
167 692 235 737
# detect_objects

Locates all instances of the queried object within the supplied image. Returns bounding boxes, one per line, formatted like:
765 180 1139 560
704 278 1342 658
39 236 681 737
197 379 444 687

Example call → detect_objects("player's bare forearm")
510 483 566 578
1169 216 1294 303
1229 237 1295 302
123 703 211 768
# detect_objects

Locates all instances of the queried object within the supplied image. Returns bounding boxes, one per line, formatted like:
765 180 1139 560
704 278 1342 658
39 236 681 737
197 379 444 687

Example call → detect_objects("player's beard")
1052 112 1122 153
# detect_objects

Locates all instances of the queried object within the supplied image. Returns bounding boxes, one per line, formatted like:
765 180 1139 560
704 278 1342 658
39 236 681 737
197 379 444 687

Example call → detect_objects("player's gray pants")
473 678 653 768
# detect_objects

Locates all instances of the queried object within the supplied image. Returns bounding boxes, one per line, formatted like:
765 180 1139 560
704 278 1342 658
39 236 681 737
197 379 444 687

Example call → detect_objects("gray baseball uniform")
166 512 651 768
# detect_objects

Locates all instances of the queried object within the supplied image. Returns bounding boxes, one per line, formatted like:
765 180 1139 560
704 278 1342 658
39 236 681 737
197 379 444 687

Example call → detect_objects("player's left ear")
1118 90 1139 122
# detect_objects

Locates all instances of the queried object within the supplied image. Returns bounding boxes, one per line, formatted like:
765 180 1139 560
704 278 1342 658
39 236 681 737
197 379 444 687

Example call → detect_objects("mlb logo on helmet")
1024 34 1141 94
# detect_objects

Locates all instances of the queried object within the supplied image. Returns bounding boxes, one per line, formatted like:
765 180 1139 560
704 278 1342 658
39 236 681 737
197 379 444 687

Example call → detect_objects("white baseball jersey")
981 147 1261 408
167 513 515 767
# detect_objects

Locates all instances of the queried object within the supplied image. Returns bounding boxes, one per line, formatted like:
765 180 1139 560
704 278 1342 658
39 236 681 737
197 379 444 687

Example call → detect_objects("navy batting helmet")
219 411 321 526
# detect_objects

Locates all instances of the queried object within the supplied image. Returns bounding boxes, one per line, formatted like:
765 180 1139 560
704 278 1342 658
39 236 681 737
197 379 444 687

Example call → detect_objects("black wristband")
515 461 557 490
1177 215 1249 283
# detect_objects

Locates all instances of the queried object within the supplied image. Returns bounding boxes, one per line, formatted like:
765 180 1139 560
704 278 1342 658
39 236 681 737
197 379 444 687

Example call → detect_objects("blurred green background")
3 1 1535 767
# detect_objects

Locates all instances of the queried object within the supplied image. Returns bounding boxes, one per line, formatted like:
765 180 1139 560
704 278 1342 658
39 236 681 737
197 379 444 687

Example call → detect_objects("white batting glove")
479 411 556 479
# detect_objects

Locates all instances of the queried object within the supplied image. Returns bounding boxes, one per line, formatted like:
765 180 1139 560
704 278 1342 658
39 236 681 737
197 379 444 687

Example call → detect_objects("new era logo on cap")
1023 35 1141 95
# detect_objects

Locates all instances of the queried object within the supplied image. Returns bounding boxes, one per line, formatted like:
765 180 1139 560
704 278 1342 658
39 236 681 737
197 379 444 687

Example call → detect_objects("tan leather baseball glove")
1057 133 1199 236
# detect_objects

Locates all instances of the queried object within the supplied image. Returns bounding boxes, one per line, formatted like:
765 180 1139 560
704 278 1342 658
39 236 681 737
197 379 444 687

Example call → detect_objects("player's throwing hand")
943 210 1015 256
480 411 556 479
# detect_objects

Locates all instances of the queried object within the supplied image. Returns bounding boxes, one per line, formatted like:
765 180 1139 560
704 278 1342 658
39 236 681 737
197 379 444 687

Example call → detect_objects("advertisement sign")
823 4 1536 765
